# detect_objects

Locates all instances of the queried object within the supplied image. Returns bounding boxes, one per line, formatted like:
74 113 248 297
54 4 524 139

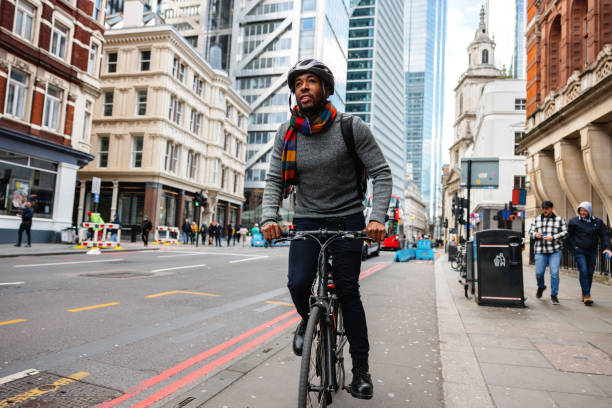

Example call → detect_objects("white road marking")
0 282 25 286
0 369 39 385
158 251 251 258
151 264 207 273
14 259 122 268
229 255 269 264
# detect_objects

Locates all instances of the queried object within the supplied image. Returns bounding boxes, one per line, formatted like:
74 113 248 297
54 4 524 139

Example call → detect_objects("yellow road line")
0 371 88 407
265 301 294 307
146 290 219 298
0 319 26 327
67 302 119 312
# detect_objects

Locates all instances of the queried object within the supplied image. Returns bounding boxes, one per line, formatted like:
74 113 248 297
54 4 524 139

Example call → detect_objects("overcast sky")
441 0 516 162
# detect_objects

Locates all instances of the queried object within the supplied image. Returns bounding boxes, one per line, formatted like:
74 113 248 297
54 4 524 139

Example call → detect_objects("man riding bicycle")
261 58 392 400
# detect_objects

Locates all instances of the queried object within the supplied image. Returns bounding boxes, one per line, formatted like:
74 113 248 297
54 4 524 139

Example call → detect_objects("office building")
510 0 526 79
405 0 447 230
0 0 104 242
346 0 406 199
78 0 250 231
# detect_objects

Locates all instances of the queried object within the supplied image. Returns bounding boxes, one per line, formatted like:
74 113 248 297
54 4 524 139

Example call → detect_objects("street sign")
93 193 100 203
92 177 101 194
460 158 499 188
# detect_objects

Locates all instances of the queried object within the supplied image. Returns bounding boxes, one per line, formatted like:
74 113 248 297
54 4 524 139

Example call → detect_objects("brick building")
520 0 611 229
0 0 103 242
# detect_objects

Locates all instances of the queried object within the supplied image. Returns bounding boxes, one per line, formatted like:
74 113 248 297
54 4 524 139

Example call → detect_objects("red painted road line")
131 316 302 408
94 309 297 408
359 263 388 279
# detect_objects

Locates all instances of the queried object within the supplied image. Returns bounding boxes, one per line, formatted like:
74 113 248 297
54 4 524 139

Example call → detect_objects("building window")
5 69 28 119
235 142 241 159
132 135 143 168
136 90 147 116
302 0 316 11
481 49 489 64
224 133 230 151
93 0 101 19
43 85 62 131
140 50 151 71
186 151 198 179
514 98 526 110
50 21 68 60
103 91 114 116
82 101 91 140
514 131 525 155
107 52 118 73
195 113 202 135
169 95 177 121
513 175 526 189
193 75 204 96
221 167 227 189
172 144 179 173
215 123 222 143
176 101 183 124
299 17 315 57
237 115 243 128
218 89 224 107
14 0 35 42
226 103 232 119
233 173 239 193
172 57 178 77
99 136 109 167
164 141 172 171
163 141 179 173
179 63 185 82
88 43 98 75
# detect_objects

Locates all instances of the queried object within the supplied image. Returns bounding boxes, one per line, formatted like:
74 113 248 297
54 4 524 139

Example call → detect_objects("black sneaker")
292 320 306 357
536 285 547 299
349 359 373 400
551 295 560 305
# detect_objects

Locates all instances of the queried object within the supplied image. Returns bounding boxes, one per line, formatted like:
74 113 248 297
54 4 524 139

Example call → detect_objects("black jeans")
17 222 31 245
288 212 369 360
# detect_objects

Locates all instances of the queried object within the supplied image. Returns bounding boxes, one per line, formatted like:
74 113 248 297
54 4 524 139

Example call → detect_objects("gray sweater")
261 113 392 226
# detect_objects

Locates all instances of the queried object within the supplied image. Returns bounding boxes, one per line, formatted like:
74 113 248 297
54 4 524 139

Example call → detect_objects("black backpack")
340 114 368 199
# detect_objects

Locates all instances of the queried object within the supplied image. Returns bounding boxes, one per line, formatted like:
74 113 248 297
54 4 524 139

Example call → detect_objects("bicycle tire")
298 305 328 408
334 304 346 392
451 258 459 270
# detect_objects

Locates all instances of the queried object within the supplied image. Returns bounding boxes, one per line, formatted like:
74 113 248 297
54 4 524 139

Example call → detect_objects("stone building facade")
0 0 103 242
77 3 250 233
520 0 612 225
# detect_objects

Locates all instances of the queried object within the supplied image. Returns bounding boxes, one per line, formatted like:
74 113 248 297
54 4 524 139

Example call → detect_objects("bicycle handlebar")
275 229 373 242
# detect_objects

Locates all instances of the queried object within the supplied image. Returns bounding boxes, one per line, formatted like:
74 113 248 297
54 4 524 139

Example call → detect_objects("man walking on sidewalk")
567 201 612 306
15 201 33 247
528 201 567 305
141 215 153 247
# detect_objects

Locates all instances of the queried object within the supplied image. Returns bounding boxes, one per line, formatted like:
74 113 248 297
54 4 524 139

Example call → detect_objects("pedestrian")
528 200 568 305
190 221 197 244
181 218 191 245
227 223 233 246
15 201 33 247
200 221 208 244
208 222 215 245
215 222 223 247
234 224 241 245
110 213 120 242
567 201 612 306
251 223 260 235
239 225 248 247
141 215 153 247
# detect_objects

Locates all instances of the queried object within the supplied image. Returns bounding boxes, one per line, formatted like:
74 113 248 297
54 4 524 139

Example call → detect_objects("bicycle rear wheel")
298 305 328 408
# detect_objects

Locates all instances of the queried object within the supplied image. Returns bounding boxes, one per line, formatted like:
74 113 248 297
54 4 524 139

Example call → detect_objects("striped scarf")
281 102 337 198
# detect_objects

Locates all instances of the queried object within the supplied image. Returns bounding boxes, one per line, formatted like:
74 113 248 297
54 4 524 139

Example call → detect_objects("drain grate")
0 371 121 408
80 272 152 278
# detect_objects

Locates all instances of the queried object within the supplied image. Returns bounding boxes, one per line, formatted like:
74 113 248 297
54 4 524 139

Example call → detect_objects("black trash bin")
466 239 475 295
448 244 457 262
474 229 525 307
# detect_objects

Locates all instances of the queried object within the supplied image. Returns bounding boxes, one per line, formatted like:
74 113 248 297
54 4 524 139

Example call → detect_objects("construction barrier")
394 248 416 262
154 226 180 245
75 222 122 250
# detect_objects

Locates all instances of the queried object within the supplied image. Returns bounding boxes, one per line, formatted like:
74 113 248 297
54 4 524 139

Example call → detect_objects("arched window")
571 0 588 69
548 16 562 91
482 49 489 64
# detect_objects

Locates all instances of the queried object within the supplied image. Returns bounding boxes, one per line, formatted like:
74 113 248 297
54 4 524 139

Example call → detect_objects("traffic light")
194 192 207 208
443 218 448 228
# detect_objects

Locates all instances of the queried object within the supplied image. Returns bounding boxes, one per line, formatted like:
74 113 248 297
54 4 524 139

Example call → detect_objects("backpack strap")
340 114 365 196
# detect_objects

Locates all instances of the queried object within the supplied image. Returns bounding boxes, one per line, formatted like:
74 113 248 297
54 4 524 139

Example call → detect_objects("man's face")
294 73 326 113
25 202 31 208
541 207 553 217
579 208 589 218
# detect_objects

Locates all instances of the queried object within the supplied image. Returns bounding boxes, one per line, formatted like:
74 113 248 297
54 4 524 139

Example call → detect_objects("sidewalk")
161 258 443 408
436 255 612 408
0 241 159 258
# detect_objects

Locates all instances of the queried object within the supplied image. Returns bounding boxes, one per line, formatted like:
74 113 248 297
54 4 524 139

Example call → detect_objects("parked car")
361 240 381 260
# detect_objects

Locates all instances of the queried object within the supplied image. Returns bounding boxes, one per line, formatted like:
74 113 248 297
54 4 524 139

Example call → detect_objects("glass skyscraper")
405 0 447 227
510 0 526 79
346 0 406 199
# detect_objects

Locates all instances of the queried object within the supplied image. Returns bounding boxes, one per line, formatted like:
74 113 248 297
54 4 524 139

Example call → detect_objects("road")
0 244 441 407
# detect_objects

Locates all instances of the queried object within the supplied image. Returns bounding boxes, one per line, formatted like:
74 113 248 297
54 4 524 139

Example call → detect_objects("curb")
0 247 160 258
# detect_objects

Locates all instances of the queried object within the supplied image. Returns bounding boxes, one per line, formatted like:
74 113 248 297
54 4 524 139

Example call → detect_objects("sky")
441 0 516 163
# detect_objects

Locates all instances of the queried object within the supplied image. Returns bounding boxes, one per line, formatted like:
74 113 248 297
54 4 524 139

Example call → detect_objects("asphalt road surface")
0 244 441 407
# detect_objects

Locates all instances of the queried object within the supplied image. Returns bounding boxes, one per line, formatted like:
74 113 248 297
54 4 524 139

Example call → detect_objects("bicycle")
277 229 372 408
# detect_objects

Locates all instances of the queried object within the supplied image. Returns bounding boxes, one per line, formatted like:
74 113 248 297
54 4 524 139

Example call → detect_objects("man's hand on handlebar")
365 221 386 242
262 222 281 240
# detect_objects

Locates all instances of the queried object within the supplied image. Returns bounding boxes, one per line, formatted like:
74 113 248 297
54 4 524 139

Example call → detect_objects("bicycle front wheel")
298 305 328 408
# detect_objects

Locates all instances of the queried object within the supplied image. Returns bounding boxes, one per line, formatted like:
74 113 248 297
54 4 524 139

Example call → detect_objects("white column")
110 179 119 217
77 180 86 225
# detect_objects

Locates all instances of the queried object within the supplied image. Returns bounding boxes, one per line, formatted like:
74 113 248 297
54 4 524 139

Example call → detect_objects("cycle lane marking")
0 319 27 327
67 302 120 313
228 255 269 263
0 282 25 286
14 259 123 268
150 264 208 273
146 290 218 298
93 309 297 408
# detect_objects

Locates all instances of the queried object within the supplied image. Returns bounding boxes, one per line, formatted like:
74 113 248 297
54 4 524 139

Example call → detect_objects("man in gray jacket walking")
261 58 391 400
